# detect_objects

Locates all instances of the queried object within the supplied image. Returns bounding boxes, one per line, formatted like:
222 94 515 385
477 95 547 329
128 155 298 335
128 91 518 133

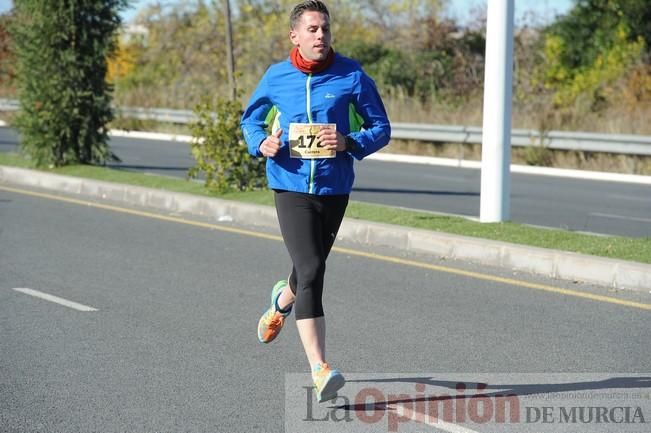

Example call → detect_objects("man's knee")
296 257 326 287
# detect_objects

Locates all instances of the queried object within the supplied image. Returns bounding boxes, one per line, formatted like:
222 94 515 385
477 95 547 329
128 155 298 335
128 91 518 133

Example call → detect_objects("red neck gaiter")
290 46 335 74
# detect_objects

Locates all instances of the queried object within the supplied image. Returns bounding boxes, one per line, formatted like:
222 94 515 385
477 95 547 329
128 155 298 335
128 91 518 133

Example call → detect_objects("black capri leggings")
274 190 349 320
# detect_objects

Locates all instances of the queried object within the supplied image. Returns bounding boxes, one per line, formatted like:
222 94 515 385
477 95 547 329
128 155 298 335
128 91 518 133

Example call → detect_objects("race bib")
289 123 336 159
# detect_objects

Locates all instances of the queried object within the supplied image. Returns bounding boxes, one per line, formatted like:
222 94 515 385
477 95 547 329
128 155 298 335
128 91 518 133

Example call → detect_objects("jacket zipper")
306 74 315 194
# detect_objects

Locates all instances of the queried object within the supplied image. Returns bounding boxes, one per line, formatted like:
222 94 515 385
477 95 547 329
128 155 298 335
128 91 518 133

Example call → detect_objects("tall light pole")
223 0 236 101
480 0 514 222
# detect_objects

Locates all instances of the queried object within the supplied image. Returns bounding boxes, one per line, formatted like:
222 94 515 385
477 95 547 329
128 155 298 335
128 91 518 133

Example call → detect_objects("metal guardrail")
391 123 651 156
0 98 18 111
118 106 196 124
2 98 651 155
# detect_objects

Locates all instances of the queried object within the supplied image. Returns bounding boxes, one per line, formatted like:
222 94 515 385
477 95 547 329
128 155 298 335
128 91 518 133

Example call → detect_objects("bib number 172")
289 123 336 159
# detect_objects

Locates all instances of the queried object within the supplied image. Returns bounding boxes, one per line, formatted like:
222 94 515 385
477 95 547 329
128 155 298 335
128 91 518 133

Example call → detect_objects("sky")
447 0 573 26
0 0 573 26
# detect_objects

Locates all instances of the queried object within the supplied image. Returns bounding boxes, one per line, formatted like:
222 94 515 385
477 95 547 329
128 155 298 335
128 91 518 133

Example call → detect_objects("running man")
241 0 391 403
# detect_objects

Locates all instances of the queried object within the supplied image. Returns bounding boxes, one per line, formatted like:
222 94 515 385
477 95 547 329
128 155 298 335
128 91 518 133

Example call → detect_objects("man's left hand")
317 126 346 152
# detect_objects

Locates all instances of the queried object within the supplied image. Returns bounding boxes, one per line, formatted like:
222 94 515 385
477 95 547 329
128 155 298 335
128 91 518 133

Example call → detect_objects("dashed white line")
12 288 98 312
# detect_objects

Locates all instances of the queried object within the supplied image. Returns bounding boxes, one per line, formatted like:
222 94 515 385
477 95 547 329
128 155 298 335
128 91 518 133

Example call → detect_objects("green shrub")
11 0 126 167
523 145 553 167
188 98 266 193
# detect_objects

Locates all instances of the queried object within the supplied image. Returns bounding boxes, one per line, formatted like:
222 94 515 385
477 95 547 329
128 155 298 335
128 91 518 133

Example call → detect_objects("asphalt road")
1 126 650 238
1 185 650 432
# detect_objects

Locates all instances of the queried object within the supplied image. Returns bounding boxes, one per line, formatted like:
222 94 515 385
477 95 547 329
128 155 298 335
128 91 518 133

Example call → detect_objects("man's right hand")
259 129 283 157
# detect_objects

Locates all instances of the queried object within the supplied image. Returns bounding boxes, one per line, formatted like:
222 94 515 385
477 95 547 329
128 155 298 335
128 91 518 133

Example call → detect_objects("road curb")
2 164 650 291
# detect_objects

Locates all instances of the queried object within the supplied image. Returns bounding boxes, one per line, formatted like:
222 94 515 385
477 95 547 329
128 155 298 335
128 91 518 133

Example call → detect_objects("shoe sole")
257 312 271 343
317 373 345 403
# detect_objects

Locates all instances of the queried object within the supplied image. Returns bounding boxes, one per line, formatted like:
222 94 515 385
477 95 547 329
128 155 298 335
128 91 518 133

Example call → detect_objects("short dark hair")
290 1 330 29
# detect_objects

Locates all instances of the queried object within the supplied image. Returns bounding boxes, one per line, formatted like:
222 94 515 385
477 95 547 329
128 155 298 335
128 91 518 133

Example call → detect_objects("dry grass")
381 92 651 175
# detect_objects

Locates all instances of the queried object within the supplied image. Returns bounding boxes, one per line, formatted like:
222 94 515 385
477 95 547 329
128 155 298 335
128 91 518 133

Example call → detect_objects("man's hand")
317 126 346 152
259 129 283 157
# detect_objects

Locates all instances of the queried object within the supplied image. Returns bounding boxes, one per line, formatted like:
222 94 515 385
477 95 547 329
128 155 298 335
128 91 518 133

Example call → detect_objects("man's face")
289 11 331 61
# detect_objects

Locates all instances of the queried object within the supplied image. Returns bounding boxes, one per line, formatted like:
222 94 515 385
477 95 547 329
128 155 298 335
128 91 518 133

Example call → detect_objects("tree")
0 13 15 91
545 0 649 71
540 0 648 108
11 0 126 167
116 2 225 108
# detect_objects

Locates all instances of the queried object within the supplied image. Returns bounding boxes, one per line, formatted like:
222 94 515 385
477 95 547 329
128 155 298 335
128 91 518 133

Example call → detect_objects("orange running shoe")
257 280 292 343
312 362 345 402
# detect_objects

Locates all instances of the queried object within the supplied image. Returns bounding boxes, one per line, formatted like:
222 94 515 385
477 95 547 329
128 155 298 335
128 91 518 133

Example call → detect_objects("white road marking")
367 152 651 185
392 403 481 433
590 212 651 224
109 129 194 143
12 288 98 312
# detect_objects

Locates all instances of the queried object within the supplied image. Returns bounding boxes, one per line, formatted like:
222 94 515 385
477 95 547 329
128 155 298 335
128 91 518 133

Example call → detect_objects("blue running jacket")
241 53 391 195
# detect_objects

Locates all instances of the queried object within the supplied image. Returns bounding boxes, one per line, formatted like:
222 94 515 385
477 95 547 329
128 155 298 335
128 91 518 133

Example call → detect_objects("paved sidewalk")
1 164 650 291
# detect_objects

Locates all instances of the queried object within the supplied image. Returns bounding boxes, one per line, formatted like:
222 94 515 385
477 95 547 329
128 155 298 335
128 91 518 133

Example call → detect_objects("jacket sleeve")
346 70 391 160
241 71 273 158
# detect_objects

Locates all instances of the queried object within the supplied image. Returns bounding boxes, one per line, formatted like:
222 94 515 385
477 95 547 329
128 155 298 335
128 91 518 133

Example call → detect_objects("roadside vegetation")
113 0 651 137
1 1 650 174
1 1 651 136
